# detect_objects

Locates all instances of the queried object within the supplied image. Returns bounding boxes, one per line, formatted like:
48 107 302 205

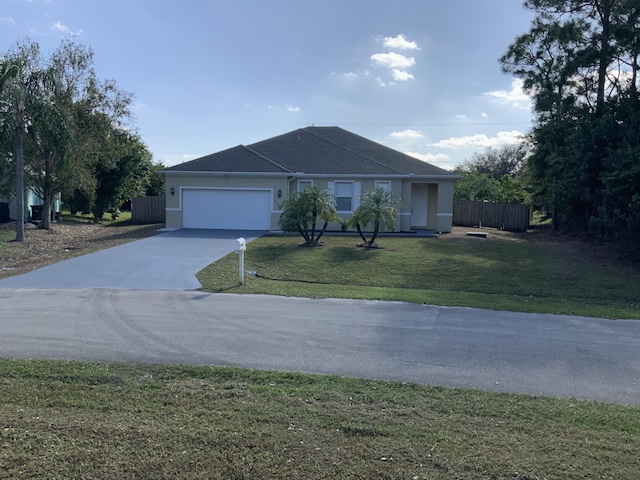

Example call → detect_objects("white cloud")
455 114 468 121
484 78 530 109
375 76 387 87
340 69 370 82
390 129 424 139
430 130 525 149
286 104 300 112
391 69 414 81
370 52 415 69
1 17 16 24
383 34 420 51
51 21 83 36
481 112 489 118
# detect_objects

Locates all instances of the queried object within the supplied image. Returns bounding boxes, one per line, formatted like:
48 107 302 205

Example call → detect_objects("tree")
457 143 528 179
345 187 400 248
1 38 135 230
0 45 50 241
501 0 640 248
279 186 340 246
91 129 153 221
454 143 531 204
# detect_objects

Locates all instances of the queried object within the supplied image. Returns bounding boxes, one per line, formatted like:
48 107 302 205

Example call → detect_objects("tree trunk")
355 223 367 244
368 221 381 247
595 0 612 116
15 126 25 242
41 158 52 230
315 220 329 243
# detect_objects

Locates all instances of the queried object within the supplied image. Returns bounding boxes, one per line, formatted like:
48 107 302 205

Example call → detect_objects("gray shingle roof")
163 126 453 177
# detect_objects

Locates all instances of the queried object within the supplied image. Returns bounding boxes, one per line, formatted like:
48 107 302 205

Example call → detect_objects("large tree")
1 38 135 230
0 45 51 241
501 0 640 247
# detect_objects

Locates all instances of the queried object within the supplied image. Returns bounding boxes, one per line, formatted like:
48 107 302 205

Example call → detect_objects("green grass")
0 359 638 479
197 233 640 319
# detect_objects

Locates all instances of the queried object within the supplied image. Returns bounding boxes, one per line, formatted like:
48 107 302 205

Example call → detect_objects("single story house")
0 187 61 224
161 126 459 233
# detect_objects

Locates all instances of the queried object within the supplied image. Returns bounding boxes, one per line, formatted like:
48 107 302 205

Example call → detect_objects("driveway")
0 229 264 290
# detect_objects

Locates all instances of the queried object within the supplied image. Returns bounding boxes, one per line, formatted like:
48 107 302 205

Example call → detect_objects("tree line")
498 0 638 251
0 38 164 241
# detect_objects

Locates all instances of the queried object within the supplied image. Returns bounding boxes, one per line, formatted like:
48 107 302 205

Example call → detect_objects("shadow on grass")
326 246 382 263
250 242 310 262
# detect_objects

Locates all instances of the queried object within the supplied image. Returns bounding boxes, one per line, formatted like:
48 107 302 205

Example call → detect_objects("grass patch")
0 359 638 479
197 233 640 319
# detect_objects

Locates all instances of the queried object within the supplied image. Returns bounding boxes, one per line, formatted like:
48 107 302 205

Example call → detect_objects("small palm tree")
347 187 400 248
279 186 340 247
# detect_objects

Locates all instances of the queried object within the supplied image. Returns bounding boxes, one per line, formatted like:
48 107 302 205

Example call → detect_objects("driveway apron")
0 229 263 290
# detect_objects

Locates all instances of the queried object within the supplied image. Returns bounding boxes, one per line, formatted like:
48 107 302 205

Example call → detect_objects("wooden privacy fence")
131 195 166 224
453 200 531 231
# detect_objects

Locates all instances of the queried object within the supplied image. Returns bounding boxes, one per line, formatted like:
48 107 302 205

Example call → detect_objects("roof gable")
163 126 452 177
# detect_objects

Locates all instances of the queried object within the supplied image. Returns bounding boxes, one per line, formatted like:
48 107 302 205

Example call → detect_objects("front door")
411 184 429 228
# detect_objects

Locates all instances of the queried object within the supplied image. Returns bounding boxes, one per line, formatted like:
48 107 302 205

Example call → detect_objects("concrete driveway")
0 229 264 290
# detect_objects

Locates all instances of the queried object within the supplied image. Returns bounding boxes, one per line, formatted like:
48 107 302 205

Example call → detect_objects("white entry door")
411 184 429 228
182 189 271 230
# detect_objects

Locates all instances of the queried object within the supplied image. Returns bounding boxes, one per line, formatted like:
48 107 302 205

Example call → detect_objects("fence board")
131 195 166 224
453 200 530 231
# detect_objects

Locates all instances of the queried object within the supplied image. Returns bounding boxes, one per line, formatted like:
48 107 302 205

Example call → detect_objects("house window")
335 181 354 212
298 180 313 192
375 181 391 192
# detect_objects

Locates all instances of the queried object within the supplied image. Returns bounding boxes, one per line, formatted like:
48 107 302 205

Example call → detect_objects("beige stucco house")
161 126 459 233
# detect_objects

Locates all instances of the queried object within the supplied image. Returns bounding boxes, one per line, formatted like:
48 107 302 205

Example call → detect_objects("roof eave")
161 171 291 177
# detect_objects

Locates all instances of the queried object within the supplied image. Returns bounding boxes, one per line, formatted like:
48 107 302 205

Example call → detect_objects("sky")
1 0 535 170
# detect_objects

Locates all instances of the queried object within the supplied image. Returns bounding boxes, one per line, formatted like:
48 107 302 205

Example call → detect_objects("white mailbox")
236 237 246 251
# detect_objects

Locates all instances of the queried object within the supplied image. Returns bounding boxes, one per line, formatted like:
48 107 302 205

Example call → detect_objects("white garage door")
182 189 272 230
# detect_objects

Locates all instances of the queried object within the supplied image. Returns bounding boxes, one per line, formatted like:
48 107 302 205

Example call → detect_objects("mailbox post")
235 237 246 284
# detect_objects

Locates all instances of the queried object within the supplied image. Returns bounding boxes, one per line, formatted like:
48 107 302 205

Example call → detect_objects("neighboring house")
0 187 61 223
161 126 460 233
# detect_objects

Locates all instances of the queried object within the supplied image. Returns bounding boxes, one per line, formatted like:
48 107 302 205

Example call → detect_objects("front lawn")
197 229 640 319
1 360 638 479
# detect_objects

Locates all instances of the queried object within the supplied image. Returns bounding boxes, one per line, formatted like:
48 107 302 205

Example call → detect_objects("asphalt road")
1 289 638 405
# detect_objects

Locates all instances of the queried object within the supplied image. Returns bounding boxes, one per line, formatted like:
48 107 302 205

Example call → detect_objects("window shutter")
354 182 361 210
327 182 335 197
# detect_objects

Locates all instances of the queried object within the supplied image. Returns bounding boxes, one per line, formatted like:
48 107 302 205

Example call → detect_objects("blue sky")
2 0 534 169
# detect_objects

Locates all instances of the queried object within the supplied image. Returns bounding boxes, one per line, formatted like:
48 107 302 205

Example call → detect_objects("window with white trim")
335 181 354 212
328 181 360 212
298 180 313 192
375 180 391 192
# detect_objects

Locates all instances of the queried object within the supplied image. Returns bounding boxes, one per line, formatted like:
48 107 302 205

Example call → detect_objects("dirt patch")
0 220 163 278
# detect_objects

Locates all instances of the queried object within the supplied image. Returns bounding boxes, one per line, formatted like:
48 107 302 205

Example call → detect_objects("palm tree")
0 56 30 242
279 186 340 246
347 187 400 248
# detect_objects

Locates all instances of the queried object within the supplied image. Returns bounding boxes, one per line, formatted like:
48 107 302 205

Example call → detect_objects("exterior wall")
398 180 455 233
435 179 455 233
292 177 404 232
164 174 289 229
165 173 456 233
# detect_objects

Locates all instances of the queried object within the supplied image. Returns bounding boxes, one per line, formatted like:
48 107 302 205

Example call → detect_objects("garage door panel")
182 189 271 230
